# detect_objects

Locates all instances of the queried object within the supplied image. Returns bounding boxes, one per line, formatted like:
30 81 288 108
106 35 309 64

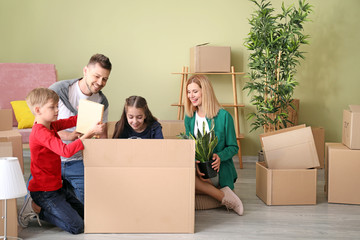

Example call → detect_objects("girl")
184 75 243 215
112 95 163 139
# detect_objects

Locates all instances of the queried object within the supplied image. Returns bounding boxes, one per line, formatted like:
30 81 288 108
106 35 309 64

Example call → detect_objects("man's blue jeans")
61 160 85 205
30 188 84 234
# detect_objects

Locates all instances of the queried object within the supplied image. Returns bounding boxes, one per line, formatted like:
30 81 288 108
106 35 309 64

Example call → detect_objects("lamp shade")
0 157 27 200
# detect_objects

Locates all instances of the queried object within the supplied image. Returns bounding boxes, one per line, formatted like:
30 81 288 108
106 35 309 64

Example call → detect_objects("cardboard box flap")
349 105 360 113
261 126 320 169
83 139 195 168
259 124 306 150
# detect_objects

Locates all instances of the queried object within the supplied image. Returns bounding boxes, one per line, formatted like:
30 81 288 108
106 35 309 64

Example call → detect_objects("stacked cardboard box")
0 142 18 238
190 45 231 73
325 105 360 205
0 109 24 172
256 125 320 205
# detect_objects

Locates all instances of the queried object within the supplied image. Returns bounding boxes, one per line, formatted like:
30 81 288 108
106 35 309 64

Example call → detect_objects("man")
18 54 111 227
50 53 111 204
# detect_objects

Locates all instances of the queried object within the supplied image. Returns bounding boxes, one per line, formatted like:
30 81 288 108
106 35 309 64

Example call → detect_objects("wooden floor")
17 155 360 240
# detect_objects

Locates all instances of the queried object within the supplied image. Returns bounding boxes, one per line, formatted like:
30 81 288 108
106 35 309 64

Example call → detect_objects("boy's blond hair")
26 88 59 114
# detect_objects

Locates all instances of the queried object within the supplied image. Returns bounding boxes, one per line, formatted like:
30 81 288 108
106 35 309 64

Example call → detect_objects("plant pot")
198 159 217 179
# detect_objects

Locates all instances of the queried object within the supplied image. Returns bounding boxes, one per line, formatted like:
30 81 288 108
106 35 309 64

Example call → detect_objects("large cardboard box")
260 125 320 169
0 109 13 131
83 139 195 233
256 162 317 205
325 143 360 205
0 130 23 173
0 142 17 238
342 105 360 149
312 127 325 169
190 45 231 73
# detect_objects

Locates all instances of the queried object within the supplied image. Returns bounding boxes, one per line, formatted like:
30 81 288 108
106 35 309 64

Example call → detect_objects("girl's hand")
212 153 220 172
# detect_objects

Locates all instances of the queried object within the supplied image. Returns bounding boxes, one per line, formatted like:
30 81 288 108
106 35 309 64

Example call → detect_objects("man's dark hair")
88 53 112 71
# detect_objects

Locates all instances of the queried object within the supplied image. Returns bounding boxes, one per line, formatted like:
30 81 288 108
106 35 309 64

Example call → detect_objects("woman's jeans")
30 188 84 234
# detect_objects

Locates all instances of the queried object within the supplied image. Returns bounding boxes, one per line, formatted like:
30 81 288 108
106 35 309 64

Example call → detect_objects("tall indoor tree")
244 0 313 133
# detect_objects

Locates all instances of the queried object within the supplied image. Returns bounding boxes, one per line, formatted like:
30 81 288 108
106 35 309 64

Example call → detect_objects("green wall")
1 0 359 156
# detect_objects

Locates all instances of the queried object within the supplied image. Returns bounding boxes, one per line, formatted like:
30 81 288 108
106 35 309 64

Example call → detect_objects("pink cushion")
0 63 57 127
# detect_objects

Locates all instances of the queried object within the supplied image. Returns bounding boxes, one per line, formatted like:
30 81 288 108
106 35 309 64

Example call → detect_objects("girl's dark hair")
112 96 158 138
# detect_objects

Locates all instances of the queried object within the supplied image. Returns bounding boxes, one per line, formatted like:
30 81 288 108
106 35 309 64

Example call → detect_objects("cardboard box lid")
260 125 320 169
349 105 360 113
83 139 195 168
0 129 22 138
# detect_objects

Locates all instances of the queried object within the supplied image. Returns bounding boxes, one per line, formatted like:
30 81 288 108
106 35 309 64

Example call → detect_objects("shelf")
172 72 245 75
171 103 245 108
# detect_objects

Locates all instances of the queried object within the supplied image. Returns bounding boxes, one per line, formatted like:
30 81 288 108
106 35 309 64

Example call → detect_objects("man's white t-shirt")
57 81 108 161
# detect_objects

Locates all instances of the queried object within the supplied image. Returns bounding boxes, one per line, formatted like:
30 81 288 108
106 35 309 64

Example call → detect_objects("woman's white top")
194 112 210 137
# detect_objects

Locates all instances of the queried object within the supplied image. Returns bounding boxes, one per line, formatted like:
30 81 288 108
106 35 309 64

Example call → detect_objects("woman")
184 75 243 215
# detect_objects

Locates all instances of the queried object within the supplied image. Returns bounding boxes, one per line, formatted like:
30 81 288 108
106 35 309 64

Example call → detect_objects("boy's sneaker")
220 186 244 216
18 193 42 228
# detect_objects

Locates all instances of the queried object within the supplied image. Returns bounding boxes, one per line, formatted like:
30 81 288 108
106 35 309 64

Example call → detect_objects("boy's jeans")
61 160 84 204
30 188 84 234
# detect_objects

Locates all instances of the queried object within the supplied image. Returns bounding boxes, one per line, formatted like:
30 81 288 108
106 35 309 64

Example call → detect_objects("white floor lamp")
0 157 27 240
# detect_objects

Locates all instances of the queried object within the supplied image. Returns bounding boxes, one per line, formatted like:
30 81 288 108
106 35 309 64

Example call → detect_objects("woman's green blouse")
184 109 239 189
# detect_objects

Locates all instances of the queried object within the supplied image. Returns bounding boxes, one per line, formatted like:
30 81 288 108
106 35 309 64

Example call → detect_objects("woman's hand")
212 153 220 172
195 160 206 181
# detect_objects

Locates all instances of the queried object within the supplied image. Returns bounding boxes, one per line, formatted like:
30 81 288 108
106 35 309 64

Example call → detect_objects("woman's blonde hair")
184 75 221 119
25 88 59 114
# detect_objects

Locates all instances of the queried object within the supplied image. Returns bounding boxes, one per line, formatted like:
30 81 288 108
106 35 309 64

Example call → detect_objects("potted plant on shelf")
243 0 313 133
178 120 218 179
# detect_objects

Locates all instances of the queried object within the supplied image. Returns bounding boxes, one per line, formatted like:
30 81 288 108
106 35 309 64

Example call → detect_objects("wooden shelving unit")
171 66 245 168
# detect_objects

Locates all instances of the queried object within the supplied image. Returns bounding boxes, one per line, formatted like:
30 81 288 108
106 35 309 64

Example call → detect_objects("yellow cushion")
10 100 35 129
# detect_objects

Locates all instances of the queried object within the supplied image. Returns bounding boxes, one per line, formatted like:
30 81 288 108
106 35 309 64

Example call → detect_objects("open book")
76 99 104 134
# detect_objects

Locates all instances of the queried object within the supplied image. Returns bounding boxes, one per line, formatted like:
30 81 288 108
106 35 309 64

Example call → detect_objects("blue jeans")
30 188 84 234
61 160 84 205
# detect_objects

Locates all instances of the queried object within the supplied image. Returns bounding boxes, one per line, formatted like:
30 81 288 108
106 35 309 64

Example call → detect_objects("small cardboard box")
0 109 13 131
325 143 360 205
260 125 320 169
159 120 185 139
83 139 195 233
0 130 23 173
0 142 17 238
256 162 317 205
190 45 231 73
342 105 360 149
312 127 325 169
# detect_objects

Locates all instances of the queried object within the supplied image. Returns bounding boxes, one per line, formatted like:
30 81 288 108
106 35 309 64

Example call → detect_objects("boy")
24 88 104 234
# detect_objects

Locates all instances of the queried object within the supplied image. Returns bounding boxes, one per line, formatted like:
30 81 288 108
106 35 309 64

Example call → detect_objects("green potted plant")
178 120 218 179
243 0 312 133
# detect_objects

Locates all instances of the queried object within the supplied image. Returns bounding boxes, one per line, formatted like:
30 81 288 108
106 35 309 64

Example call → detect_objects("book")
76 99 104 134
